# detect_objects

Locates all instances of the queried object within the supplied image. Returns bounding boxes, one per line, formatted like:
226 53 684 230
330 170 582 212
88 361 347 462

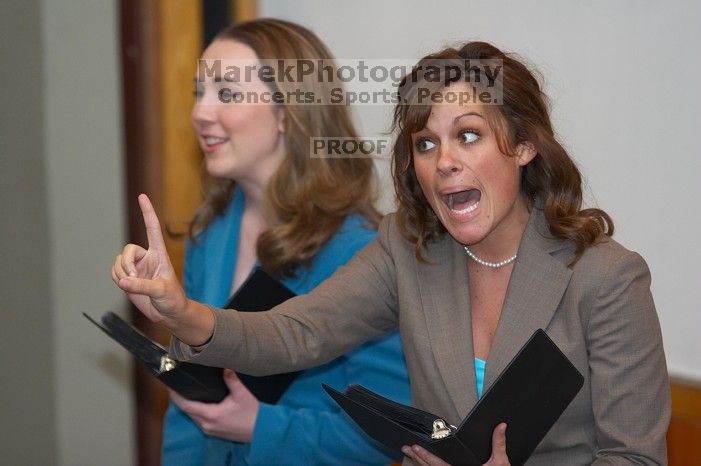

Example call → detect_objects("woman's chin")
204 160 238 180
435 209 485 246
444 223 486 247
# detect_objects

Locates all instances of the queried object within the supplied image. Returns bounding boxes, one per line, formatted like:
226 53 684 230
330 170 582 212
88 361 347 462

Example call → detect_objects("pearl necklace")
463 245 517 268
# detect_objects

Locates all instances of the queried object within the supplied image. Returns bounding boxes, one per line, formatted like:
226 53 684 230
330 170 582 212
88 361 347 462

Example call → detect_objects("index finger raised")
138 194 167 254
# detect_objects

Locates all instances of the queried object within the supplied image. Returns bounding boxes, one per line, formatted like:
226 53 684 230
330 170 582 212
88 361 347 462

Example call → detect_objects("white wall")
261 0 701 381
0 0 134 464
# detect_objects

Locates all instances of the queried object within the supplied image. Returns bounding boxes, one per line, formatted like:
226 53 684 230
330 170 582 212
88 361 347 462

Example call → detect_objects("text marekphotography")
195 58 503 106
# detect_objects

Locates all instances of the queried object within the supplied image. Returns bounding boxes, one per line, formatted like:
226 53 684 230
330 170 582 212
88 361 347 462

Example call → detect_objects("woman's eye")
415 138 436 152
460 130 480 144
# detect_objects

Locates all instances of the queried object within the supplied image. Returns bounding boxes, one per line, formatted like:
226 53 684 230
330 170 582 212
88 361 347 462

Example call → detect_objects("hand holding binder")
401 424 507 466
168 368 260 442
324 330 583 466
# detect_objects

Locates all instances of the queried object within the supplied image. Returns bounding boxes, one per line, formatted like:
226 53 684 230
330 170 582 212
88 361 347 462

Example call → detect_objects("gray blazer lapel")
416 235 478 418
483 208 573 390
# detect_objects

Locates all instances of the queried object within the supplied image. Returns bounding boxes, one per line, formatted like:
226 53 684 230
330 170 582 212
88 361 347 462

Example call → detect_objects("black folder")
223 268 299 404
85 311 229 402
85 267 297 404
324 329 583 466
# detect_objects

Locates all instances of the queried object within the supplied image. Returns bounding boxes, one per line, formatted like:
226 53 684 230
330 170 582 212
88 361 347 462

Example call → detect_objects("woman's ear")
516 142 537 166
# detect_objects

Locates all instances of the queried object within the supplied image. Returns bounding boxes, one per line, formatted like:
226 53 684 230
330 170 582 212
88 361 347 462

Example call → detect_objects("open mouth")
443 189 481 214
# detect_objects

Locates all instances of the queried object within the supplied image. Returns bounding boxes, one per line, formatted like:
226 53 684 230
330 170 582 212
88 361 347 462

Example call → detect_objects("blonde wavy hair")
189 18 380 276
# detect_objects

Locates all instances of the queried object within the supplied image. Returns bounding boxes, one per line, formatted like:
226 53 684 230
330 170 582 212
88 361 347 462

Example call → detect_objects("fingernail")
412 445 421 452
401 446 411 455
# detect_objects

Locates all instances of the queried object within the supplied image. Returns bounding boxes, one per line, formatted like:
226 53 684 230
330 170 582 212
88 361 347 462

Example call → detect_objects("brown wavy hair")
392 41 613 266
189 19 380 276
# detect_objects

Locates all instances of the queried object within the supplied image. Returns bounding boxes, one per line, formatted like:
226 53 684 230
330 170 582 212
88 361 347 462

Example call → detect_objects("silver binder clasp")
430 419 452 439
160 355 177 372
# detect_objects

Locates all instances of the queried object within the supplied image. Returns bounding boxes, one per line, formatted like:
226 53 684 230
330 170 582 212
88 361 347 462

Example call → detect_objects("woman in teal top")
164 190 408 465
160 19 410 465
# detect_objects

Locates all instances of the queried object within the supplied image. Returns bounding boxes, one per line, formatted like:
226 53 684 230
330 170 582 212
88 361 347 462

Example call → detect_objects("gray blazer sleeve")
587 250 670 465
170 215 400 375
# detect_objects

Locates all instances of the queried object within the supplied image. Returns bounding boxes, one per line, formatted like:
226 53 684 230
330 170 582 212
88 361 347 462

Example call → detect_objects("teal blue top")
475 358 486 399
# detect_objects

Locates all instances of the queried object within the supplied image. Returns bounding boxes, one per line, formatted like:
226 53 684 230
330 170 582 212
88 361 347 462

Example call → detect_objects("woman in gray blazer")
112 41 669 465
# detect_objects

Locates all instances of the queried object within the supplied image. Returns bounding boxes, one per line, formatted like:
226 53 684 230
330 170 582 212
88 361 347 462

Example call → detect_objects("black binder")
324 329 583 466
223 268 299 404
85 267 297 404
85 311 229 402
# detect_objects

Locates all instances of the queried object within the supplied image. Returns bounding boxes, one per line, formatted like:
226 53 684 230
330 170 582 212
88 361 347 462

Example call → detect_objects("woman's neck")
236 178 267 213
231 202 270 294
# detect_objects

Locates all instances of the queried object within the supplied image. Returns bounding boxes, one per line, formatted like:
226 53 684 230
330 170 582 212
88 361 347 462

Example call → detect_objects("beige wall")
0 0 134 464
1 0 55 463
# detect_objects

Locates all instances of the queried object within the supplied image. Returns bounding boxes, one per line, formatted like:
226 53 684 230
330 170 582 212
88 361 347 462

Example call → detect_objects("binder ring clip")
431 419 452 439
